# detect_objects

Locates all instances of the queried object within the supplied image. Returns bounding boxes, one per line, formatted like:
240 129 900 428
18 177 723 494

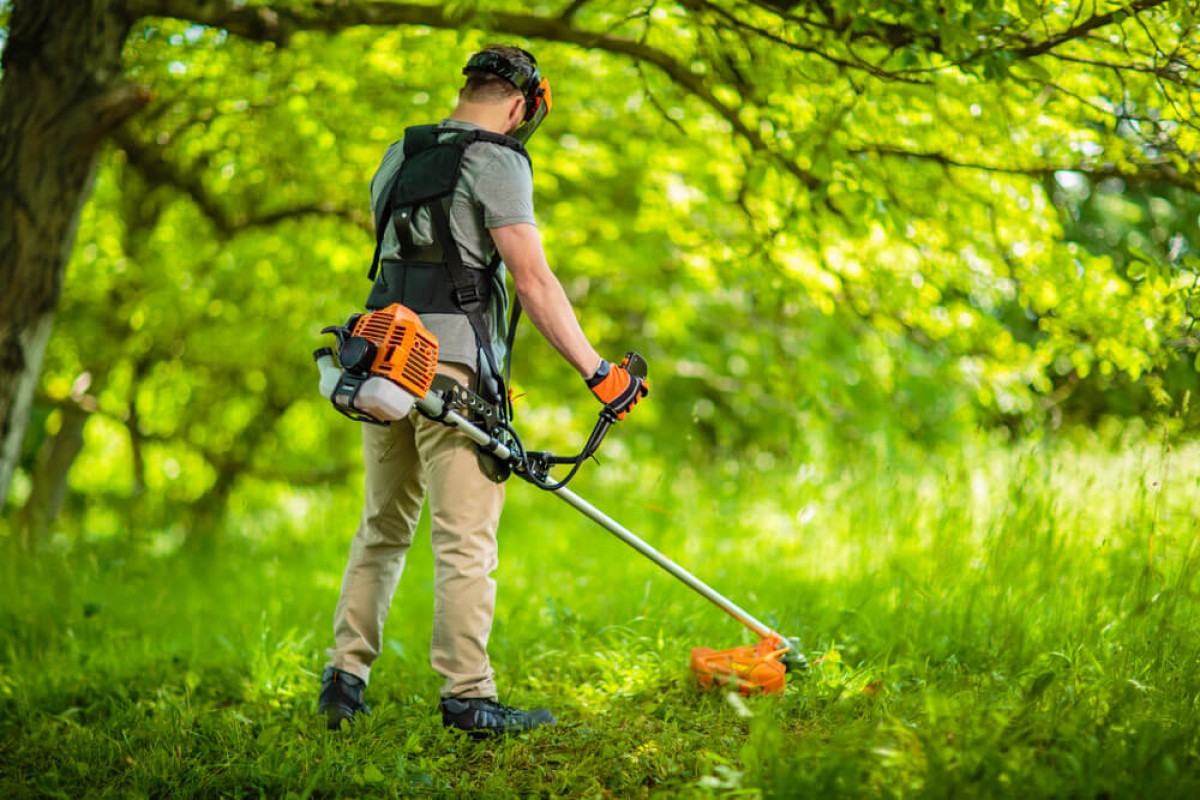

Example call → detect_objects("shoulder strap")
427 197 509 410
504 294 522 412
368 126 532 280
402 124 441 158
367 125 454 281
368 157 404 282
470 129 533 170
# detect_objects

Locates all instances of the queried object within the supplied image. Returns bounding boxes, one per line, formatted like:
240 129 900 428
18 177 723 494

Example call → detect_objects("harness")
365 124 531 415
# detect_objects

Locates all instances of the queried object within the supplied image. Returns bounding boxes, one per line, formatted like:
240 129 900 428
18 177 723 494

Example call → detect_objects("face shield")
512 77 551 144
463 49 552 144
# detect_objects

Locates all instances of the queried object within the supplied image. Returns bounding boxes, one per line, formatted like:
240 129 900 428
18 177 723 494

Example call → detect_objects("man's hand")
586 357 649 420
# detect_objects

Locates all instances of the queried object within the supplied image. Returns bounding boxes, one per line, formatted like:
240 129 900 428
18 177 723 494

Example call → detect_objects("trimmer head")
690 635 805 696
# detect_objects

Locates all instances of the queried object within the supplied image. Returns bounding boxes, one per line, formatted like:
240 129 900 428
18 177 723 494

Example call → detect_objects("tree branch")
121 0 1196 222
114 129 368 237
853 144 1199 193
125 0 823 190
678 0 930 85
558 0 591 23
1012 0 1170 58
1047 51 1197 87
92 81 154 133
738 0 1176 76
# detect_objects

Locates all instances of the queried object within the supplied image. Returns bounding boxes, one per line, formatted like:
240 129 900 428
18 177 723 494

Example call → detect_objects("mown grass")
2 427 1199 797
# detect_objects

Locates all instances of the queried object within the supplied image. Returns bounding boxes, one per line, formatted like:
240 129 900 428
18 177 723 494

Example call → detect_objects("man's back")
368 119 535 370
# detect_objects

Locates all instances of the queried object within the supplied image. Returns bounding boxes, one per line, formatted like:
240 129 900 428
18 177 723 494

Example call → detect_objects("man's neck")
448 105 507 135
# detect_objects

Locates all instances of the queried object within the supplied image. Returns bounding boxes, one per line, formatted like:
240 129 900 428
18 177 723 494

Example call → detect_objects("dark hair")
462 45 535 103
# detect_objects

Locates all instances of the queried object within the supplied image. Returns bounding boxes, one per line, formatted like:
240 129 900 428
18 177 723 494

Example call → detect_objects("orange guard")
690 636 789 695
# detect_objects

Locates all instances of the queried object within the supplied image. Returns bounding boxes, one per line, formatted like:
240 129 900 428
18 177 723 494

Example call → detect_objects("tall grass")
2 428 1198 797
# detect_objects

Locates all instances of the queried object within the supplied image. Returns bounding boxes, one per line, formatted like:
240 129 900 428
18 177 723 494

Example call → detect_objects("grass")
2 427 1199 797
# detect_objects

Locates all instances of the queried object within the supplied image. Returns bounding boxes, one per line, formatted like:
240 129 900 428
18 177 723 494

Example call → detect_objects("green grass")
2 429 1199 797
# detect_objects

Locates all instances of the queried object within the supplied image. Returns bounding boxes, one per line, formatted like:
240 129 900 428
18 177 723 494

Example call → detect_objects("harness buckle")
455 285 482 307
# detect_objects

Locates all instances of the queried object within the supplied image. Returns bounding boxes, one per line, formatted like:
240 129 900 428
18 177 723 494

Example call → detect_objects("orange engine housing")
350 303 439 398
690 636 789 695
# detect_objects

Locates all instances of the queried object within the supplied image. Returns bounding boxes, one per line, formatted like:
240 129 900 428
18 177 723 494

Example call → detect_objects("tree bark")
0 0 148 508
16 397 91 550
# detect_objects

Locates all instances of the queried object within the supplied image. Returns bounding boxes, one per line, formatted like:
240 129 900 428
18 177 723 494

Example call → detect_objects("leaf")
256 726 281 747
1017 0 1041 23
1012 58 1051 83
363 764 385 783
1027 670 1056 698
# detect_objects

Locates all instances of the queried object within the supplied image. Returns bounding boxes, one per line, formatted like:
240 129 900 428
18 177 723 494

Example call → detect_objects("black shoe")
440 697 556 740
319 666 370 730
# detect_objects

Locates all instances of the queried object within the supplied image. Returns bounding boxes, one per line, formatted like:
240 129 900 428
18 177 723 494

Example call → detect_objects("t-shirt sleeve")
473 147 537 229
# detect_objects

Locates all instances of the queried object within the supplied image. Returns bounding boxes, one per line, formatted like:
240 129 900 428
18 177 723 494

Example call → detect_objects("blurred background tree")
1 0 1197 551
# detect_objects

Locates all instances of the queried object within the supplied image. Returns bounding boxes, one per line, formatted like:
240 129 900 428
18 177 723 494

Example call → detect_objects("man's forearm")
492 222 602 378
512 267 601 379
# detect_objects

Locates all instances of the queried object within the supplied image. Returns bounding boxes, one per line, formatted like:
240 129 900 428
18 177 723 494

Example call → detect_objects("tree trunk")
0 0 147 508
16 398 91 550
183 468 238 555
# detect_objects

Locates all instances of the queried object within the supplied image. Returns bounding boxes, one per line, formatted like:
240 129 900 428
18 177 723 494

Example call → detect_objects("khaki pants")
326 363 505 699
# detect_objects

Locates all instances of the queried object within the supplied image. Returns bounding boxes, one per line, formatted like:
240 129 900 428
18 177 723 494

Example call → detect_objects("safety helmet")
462 48 552 144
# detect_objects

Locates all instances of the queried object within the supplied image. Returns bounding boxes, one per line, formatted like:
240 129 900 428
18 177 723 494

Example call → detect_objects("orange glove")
586 356 649 420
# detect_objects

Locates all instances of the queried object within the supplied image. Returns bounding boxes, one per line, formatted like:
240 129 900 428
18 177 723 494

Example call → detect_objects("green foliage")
7 1 1200 535
3 432 1199 796
4 3 1199 792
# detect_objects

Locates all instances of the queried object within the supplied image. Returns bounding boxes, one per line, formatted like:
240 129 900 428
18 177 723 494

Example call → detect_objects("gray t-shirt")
369 119 536 372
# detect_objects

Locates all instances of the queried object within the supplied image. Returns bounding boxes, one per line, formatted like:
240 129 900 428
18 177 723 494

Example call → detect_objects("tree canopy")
1 0 1197 545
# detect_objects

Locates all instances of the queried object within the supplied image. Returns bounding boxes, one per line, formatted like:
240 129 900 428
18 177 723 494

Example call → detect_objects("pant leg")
326 416 426 682
418 363 506 699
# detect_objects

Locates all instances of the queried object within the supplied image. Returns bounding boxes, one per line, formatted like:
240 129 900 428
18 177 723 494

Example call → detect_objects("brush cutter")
314 303 807 694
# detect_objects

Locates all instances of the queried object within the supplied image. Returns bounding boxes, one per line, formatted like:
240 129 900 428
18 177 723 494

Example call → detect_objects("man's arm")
491 222 601 379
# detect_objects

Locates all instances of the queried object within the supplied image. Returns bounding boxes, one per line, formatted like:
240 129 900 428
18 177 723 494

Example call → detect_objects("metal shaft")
548 484 777 639
418 395 780 641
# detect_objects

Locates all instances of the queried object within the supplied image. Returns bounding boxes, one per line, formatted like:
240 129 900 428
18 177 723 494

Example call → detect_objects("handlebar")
519 350 648 489
412 351 647 490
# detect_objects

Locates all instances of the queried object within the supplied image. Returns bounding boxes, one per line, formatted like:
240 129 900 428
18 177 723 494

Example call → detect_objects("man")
319 45 648 738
